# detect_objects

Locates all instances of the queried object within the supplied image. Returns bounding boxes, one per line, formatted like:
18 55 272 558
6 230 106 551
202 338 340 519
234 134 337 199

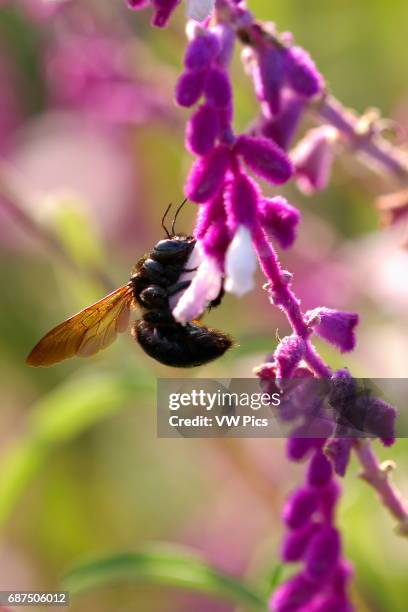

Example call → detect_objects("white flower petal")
172 253 222 325
186 0 215 22
225 225 257 297
168 241 205 310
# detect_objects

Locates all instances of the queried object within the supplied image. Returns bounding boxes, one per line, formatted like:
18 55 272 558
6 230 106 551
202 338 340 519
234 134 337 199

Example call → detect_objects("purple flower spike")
269 573 318 612
283 486 319 529
186 104 220 155
185 145 230 202
151 0 180 27
306 307 359 353
275 335 305 379
258 196 300 249
175 70 206 107
205 67 233 108
184 33 220 71
305 525 341 582
292 126 337 195
224 169 260 229
257 46 287 115
325 438 353 477
235 135 293 184
307 450 333 487
286 45 324 98
282 521 319 562
261 91 306 150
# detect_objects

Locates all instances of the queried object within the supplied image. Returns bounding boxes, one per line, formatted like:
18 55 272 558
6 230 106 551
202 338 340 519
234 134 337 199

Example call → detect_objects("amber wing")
26 284 134 367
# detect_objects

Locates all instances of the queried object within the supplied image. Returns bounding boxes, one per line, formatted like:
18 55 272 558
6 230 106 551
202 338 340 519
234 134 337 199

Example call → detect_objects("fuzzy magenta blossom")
259 91 306 150
245 39 324 118
292 126 338 195
305 307 359 353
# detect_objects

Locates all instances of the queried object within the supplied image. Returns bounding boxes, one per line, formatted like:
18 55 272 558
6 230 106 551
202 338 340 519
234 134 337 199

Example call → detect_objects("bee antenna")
171 198 188 236
161 203 172 238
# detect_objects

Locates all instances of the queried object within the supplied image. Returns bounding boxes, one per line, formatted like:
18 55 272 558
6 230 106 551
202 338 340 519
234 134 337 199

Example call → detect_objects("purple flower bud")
184 32 220 71
224 169 260 230
275 335 305 379
287 435 317 461
320 479 341 522
261 91 305 150
257 46 287 115
361 396 396 446
283 486 319 529
204 67 232 108
269 573 319 612
211 23 235 68
175 69 206 107
307 450 333 487
292 126 337 195
185 145 230 203
282 521 319 562
286 46 324 98
258 196 300 249
235 135 293 185
186 104 220 155
306 307 359 353
325 438 353 477
151 0 180 27
305 526 341 582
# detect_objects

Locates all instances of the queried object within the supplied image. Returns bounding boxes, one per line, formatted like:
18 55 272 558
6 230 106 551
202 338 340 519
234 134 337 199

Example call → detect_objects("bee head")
152 235 195 263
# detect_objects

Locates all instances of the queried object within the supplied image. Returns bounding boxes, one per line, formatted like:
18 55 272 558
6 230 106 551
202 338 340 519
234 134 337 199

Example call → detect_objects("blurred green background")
0 1 408 610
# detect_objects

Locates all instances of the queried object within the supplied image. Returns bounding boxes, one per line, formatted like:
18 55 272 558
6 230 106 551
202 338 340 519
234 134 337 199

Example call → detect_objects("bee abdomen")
134 320 232 368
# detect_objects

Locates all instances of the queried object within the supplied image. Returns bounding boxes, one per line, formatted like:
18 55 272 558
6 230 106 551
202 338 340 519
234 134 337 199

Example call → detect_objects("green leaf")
62 545 267 610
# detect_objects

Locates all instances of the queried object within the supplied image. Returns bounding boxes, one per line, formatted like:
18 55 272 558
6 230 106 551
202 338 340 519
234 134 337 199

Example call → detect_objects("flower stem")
252 223 332 377
354 439 408 536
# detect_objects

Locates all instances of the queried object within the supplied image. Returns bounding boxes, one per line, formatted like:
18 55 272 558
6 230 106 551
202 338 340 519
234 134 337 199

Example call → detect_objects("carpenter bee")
26 201 232 368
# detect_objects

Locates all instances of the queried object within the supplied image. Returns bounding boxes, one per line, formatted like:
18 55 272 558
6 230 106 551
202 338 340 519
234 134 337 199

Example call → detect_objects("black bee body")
130 235 232 368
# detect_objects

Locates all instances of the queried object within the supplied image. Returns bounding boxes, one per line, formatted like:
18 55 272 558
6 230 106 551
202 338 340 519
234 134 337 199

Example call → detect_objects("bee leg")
166 280 191 297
